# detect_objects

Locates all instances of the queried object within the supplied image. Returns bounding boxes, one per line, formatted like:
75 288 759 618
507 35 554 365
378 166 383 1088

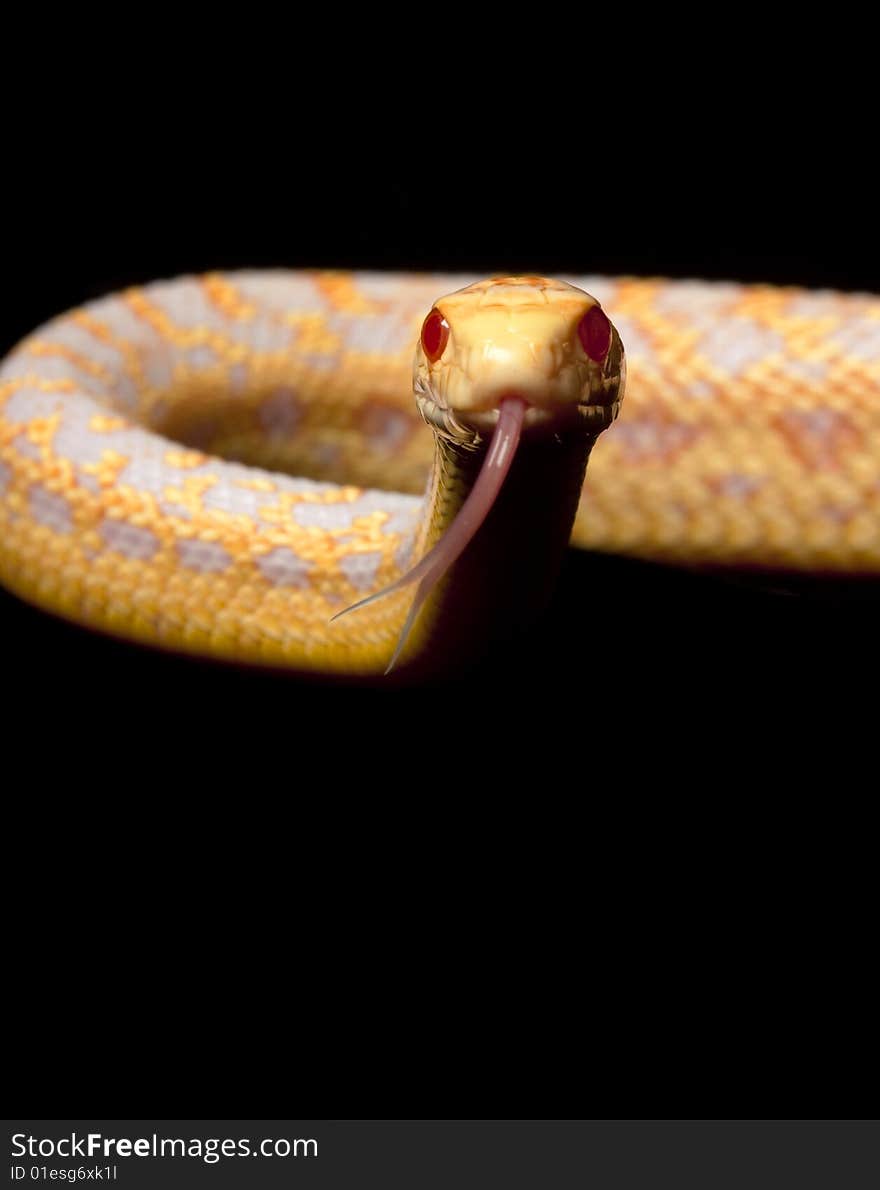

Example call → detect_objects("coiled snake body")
1 271 877 676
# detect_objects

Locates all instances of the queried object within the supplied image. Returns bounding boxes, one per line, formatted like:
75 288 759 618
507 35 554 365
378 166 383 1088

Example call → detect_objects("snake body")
1 270 878 675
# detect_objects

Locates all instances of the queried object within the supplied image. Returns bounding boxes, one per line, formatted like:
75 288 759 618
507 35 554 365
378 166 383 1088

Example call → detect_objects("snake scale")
1 270 878 677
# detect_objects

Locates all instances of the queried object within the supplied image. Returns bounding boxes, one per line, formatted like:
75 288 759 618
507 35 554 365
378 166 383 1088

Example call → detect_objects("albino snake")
0 270 877 678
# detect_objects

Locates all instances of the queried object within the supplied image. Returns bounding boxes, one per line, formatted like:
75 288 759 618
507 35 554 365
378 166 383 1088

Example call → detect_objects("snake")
1 270 878 677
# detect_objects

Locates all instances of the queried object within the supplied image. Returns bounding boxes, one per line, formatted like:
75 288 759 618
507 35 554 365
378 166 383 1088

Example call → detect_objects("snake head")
414 275 625 442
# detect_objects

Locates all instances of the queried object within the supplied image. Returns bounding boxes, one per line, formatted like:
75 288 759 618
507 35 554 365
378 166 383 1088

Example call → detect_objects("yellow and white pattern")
0 270 878 673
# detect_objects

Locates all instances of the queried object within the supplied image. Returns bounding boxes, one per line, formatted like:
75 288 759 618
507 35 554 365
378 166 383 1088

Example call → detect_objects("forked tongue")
331 396 527 673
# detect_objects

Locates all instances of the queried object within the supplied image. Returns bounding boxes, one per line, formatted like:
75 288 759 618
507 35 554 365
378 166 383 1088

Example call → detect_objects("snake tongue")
331 396 527 673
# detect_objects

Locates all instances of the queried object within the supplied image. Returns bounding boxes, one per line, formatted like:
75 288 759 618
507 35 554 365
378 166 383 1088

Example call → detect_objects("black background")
3 27 875 1126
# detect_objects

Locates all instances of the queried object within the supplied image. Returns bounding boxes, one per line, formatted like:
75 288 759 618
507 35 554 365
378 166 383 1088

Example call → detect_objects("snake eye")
578 305 612 362
421 308 450 363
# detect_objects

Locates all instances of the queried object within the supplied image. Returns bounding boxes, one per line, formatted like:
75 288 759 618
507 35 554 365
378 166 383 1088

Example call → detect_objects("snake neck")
399 419 599 677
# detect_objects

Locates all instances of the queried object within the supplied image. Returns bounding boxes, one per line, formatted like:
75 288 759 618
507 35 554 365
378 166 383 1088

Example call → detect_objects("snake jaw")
416 384 620 441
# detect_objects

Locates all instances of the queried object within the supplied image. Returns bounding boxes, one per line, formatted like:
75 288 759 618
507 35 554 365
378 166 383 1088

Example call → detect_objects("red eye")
421 308 450 362
578 305 612 362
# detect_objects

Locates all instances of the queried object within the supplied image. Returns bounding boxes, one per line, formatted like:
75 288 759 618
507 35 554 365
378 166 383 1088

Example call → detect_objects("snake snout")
450 361 585 417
